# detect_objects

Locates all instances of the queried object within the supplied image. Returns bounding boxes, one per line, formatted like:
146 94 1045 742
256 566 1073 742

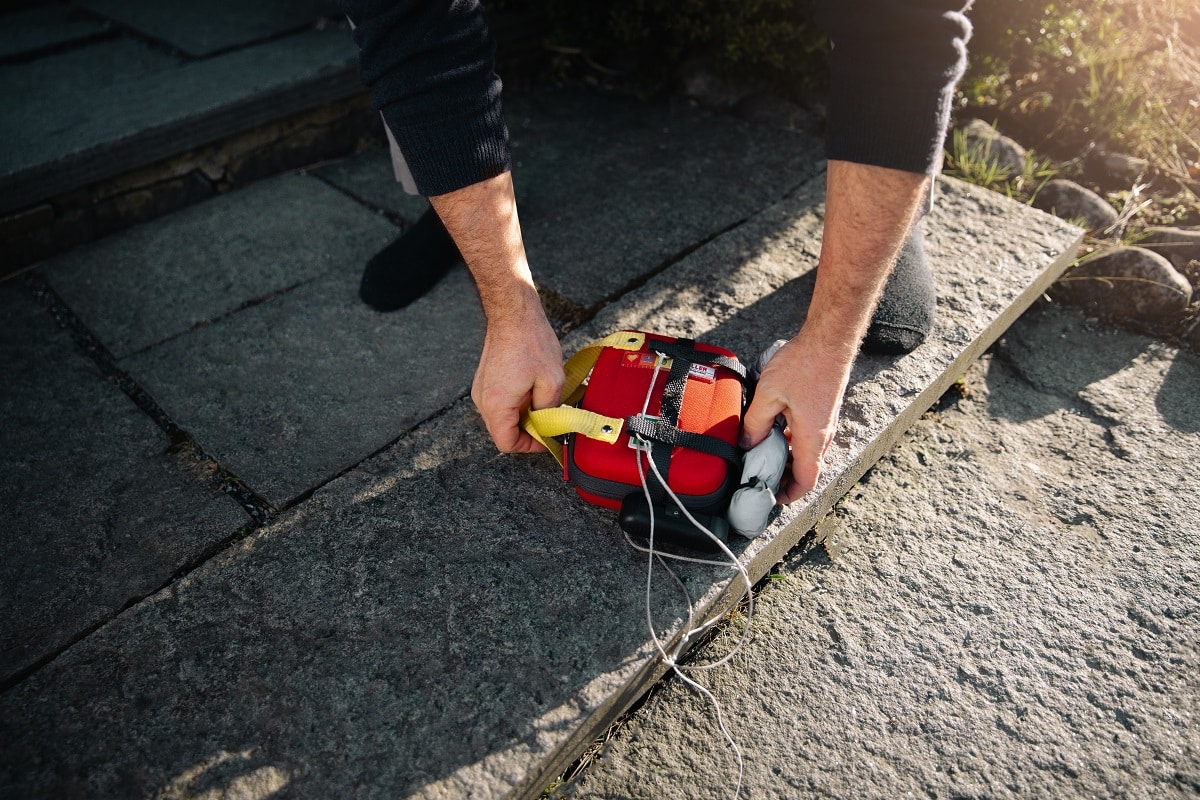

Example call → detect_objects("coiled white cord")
626 352 755 800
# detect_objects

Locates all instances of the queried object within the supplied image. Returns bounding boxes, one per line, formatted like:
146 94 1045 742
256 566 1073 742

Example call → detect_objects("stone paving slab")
0 25 359 214
0 282 247 687
37 172 462 513
80 0 340 57
0 35 182 116
521 176 1084 795
40 173 397 358
0 393 692 800
316 87 826 311
0 4 111 60
567 306 1200 799
0 175 1082 799
509 89 824 309
39 169 475 509
121 262 486 507
314 148 432 224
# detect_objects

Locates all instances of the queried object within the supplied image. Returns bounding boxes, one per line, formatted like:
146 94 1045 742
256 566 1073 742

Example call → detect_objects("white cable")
638 350 756 655
620 530 742 568
642 453 755 672
628 350 751 800
635 448 746 800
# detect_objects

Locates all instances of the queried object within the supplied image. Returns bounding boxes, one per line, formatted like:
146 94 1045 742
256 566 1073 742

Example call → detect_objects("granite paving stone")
79 0 340 57
316 87 827 311
0 283 247 687
0 395 692 800
0 35 182 120
530 175 1083 793
1 25 359 213
119 262 486 507
0 4 111 60
0 175 1082 799
508 90 825 309
314 148 431 224
40 173 398 358
567 307 1200 800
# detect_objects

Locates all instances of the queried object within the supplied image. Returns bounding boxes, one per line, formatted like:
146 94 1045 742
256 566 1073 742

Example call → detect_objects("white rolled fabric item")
728 426 789 538
728 339 791 539
752 339 788 380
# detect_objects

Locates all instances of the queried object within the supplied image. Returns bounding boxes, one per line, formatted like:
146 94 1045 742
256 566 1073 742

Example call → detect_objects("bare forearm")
803 159 930 361
429 172 540 323
428 172 564 452
742 160 930 501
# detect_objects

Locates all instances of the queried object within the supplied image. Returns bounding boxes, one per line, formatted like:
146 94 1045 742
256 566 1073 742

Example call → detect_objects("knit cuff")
824 75 957 176
381 90 512 198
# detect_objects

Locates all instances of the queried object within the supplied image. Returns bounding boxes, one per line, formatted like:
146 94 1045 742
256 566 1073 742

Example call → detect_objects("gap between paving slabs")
34 172 445 510
0 281 250 689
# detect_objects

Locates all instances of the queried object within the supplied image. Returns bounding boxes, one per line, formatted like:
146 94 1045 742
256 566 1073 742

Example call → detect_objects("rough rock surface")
1184 260 1200 290
41 174 398 358
959 119 1028 175
1031 178 1119 233
0 174 1081 800
0 283 247 685
1090 149 1152 189
566 304 1200 800
1052 246 1192 323
1141 226 1200 274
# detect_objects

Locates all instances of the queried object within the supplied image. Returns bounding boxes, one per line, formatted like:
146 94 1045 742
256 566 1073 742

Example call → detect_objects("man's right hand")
428 171 565 453
471 301 564 453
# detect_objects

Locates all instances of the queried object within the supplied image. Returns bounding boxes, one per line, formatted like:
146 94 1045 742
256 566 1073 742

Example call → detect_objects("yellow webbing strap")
523 406 623 467
521 331 646 467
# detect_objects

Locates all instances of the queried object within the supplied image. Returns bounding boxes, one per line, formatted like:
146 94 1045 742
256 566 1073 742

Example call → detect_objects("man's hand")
740 160 931 502
430 172 564 452
471 297 564 453
741 330 854 503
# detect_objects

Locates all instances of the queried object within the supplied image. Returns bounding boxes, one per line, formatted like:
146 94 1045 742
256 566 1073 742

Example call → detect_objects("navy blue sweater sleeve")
818 0 973 175
336 0 510 196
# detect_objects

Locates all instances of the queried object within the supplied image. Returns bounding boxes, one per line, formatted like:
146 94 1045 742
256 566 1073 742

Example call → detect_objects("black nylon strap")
647 442 671 502
657 338 693 432
648 338 694 498
625 414 741 466
649 340 748 382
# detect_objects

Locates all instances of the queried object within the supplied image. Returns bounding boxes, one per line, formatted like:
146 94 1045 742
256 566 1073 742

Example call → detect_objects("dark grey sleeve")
818 0 973 175
337 0 510 196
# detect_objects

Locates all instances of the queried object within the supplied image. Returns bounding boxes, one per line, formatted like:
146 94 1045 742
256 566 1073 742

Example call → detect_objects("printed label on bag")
625 353 671 370
622 353 716 383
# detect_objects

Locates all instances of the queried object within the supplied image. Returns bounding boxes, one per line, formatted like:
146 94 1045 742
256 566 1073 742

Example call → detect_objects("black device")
618 494 730 553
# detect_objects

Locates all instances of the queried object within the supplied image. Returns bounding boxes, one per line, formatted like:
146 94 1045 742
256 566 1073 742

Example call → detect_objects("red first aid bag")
522 331 746 549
